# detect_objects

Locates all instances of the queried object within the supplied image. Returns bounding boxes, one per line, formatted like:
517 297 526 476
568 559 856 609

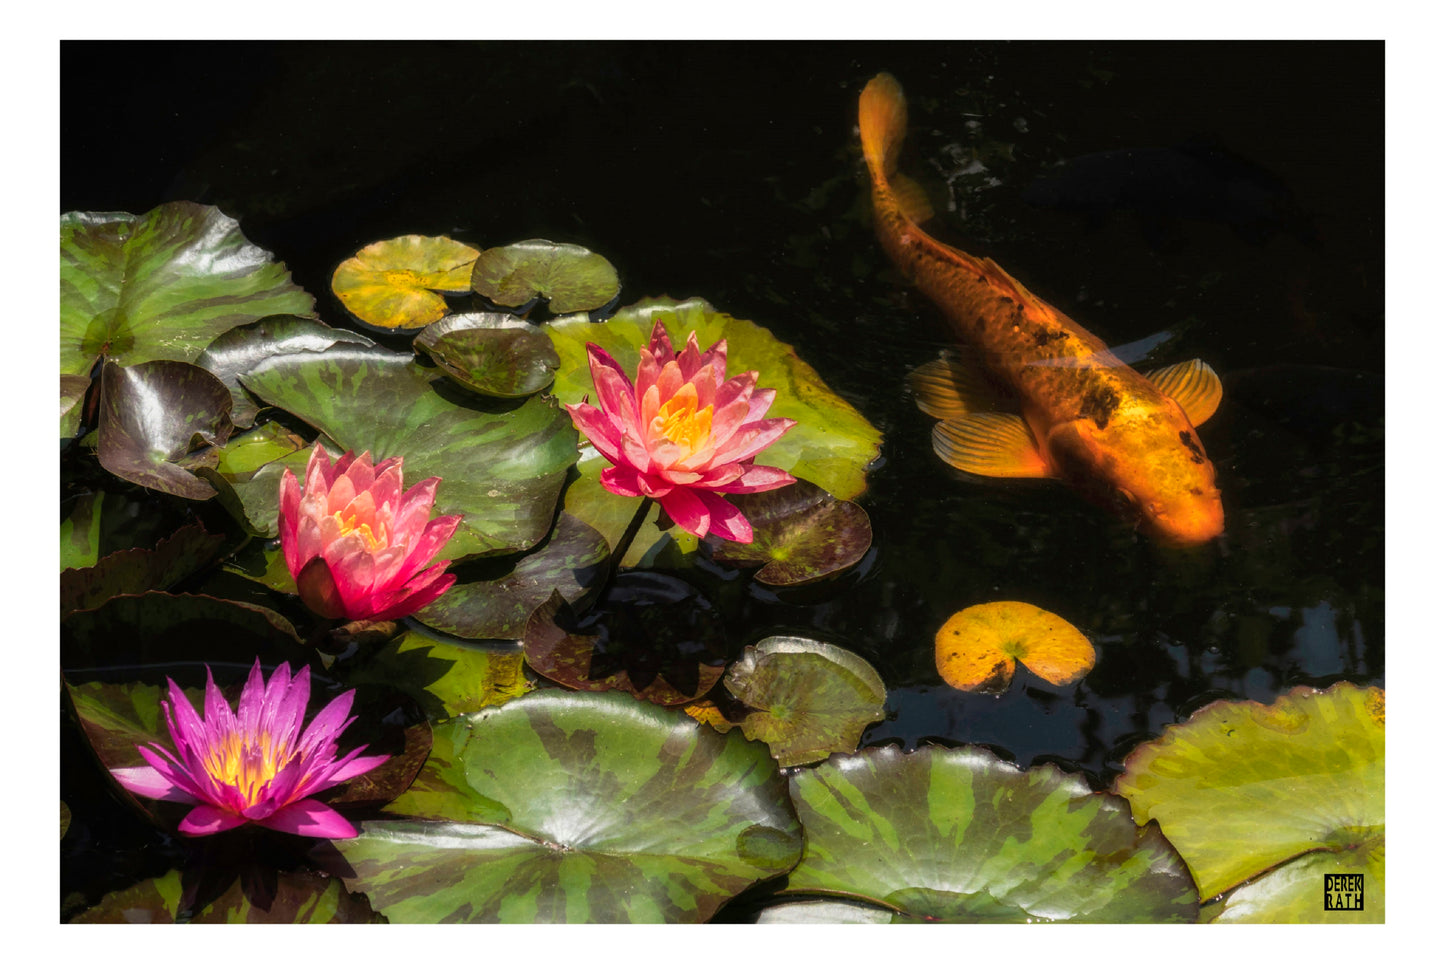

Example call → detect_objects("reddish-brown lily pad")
934 601 1095 694
413 312 560 397
332 235 480 332
707 479 871 586
470 239 620 314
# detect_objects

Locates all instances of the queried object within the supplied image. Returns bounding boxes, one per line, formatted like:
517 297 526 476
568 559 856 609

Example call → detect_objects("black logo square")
1323 873 1365 911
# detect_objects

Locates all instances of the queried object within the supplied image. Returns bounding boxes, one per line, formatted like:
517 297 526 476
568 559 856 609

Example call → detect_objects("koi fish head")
1044 401 1224 546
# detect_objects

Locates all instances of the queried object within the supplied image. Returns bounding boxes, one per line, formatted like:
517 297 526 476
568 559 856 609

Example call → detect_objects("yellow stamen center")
203 730 298 809
651 385 714 456
331 510 389 552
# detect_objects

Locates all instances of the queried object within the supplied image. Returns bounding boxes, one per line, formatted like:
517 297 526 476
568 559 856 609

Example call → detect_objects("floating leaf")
707 479 872 586
1115 682 1384 921
783 744 1199 922
60 491 109 571
96 360 234 500
332 689 804 923
61 523 225 618
413 312 560 397
70 867 385 923
522 572 730 706
239 344 578 559
934 601 1095 693
213 420 310 477
331 234 480 332
470 239 620 314
413 512 609 640
197 314 376 428
61 374 91 438
341 630 533 722
724 636 886 766
60 202 315 377
549 297 882 561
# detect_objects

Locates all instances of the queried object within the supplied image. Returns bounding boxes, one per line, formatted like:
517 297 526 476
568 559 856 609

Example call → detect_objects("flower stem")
608 497 654 580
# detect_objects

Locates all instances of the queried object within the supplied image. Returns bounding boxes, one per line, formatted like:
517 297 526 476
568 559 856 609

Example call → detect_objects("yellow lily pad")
934 601 1095 693
331 234 481 331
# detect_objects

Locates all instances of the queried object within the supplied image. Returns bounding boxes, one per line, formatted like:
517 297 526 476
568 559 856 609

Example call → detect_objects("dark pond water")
60 40 1384 917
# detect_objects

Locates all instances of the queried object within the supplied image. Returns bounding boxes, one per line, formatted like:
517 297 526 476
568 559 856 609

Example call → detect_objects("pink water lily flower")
110 660 389 839
565 319 797 543
279 444 462 621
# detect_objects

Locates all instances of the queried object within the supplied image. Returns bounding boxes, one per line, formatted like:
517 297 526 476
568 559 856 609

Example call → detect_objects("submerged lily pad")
934 601 1095 694
707 479 872 586
522 572 730 706
724 636 886 766
331 235 480 332
333 689 804 923
549 297 883 562
414 313 560 397
60 202 315 377
1114 682 1384 922
197 314 376 428
61 523 225 618
96 360 234 500
71 868 385 923
239 344 578 560
413 512 609 640
784 744 1199 922
470 239 620 314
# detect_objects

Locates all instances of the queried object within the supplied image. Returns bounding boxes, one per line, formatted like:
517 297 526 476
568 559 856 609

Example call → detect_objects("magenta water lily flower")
565 321 797 543
110 661 389 839
279 444 462 621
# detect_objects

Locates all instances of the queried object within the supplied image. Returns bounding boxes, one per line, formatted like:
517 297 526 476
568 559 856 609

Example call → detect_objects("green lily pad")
197 314 376 428
470 239 620 314
60 202 315 377
202 436 320 540
413 512 609 640
413 312 560 397
522 572 730 706
1114 682 1384 921
60 491 109 571
707 479 872 586
61 522 225 618
71 868 386 923
331 234 480 332
341 630 533 722
549 298 882 563
96 359 234 500
239 344 579 560
724 636 886 767
213 420 310 477
332 689 804 923
62 374 91 438
784 744 1200 922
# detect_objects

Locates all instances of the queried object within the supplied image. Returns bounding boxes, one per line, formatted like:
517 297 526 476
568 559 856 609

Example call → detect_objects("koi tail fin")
860 72 935 224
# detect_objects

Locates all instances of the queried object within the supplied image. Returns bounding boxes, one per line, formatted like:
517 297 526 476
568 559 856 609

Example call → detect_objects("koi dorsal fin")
933 412 1051 479
1143 358 1223 426
908 354 1011 419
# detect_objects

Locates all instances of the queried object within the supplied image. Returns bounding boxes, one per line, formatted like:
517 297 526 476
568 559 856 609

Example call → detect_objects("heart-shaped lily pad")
783 744 1199 922
707 479 872 586
332 688 804 923
70 868 385 923
413 312 560 397
331 235 480 332
470 239 620 314
96 359 234 500
197 314 376 428
724 636 886 766
60 202 315 377
1114 682 1384 922
239 344 579 560
412 512 609 640
934 601 1096 694
522 572 730 706
549 297 883 562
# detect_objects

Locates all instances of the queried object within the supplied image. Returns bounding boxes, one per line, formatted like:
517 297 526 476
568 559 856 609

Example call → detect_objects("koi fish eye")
1109 487 1141 518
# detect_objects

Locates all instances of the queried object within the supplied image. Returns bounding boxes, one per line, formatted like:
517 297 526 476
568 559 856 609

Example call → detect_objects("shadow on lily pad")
706 479 872 587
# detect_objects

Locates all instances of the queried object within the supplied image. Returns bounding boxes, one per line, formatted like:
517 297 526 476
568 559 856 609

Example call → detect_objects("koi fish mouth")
1140 495 1226 546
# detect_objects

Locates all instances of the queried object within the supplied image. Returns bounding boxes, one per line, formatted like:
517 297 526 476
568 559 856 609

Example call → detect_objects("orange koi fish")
859 72 1225 545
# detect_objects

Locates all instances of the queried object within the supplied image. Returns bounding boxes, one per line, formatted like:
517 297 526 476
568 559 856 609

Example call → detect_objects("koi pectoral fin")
1143 358 1223 426
908 354 1013 419
932 412 1051 478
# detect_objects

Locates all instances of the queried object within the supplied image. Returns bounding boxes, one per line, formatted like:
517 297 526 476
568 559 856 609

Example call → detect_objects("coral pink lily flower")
279 445 462 621
565 320 797 543
110 660 389 839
